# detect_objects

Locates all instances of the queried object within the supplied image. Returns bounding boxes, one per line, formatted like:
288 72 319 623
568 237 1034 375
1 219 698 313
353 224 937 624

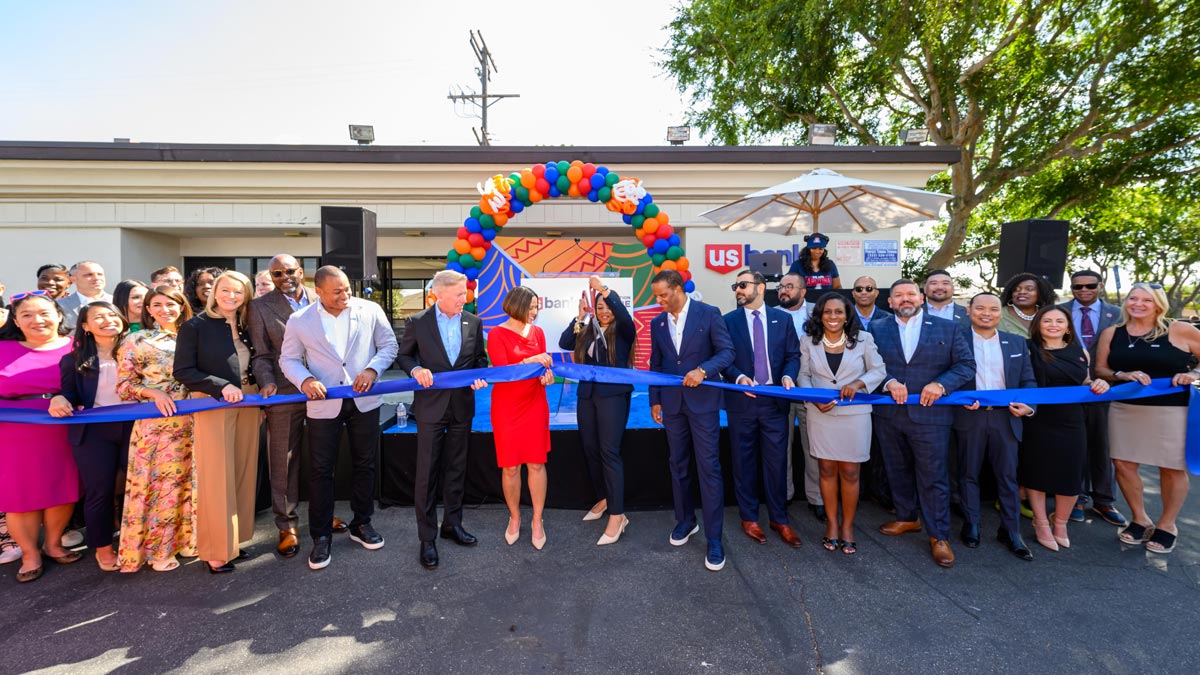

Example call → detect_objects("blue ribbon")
3 362 1197 475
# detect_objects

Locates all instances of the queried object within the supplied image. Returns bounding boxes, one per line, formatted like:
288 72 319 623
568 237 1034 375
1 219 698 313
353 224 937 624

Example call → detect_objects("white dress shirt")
781 304 810 340
666 297 691 353
971 330 1006 391
93 356 122 407
925 302 956 321
317 302 352 358
897 310 924 363
742 305 773 384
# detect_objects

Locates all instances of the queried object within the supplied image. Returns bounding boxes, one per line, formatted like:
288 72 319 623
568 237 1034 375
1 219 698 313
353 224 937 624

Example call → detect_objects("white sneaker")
61 529 84 548
0 545 21 565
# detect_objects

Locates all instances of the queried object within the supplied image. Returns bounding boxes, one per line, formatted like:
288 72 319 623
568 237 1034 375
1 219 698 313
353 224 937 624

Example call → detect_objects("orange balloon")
471 246 486 260
660 260 677 271
466 290 475 303
570 159 583 167
529 189 543 203
520 170 535 189
453 239 471 254
676 256 690 272
642 217 659 235
425 293 436 307
568 185 581 198
493 212 509 226
657 211 669 225
566 166 583 183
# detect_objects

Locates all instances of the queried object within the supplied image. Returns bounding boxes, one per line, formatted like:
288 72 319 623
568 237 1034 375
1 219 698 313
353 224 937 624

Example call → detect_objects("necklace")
1125 326 1152 349
822 332 846 349
1009 304 1036 321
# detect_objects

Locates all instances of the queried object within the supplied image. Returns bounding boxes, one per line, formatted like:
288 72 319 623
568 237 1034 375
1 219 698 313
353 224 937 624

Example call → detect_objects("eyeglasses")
1070 283 1099 290
853 286 875 292
778 283 801 291
270 268 301 278
730 281 759 291
9 290 50 302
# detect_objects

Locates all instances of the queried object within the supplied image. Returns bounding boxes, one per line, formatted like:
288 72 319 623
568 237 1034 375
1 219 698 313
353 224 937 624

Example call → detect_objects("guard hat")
804 232 830 249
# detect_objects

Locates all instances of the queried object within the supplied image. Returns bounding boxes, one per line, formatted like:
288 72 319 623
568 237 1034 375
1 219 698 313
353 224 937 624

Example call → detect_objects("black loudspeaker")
321 206 377 280
997 219 1069 289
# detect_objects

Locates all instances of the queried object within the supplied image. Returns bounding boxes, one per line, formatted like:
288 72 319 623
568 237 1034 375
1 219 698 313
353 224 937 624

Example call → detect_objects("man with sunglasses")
248 255 348 558
1056 269 1127 527
851 276 891 325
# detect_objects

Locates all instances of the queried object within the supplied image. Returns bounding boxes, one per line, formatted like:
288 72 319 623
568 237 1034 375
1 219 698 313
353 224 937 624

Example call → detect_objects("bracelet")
1113 371 1124 380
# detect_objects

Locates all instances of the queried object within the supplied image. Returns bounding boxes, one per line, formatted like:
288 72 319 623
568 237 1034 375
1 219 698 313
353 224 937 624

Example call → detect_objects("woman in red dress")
487 286 554 550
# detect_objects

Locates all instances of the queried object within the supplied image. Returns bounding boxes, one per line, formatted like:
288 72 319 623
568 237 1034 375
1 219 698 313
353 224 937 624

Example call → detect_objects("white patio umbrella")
699 168 950 234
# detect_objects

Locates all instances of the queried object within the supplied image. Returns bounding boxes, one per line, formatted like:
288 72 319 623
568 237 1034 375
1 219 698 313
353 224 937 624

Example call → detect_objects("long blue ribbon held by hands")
2 362 1197 474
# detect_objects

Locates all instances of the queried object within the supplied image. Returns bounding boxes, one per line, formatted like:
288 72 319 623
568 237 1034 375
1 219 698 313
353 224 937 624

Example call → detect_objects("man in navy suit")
922 270 968 324
649 270 735 571
721 270 803 547
870 279 975 568
953 293 1036 561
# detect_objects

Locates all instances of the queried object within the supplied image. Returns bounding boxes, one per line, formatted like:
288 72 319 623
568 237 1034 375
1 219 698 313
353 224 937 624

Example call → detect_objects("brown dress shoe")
770 523 802 548
741 520 767 544
332 518 349 534
277 529 299 558
930 538 955 567
879 520 922 536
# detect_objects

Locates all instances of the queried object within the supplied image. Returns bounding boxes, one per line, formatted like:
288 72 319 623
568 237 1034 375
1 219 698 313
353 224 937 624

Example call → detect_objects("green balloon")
479 214 496 229
644 203 660 218
556 161 570 174
460 256 476 269
666 245 683 261
651 253 667 266
509 172 521 184
556 175 571 193
631 214 645 228
605 172 620 186
465 302 476 313
470 206 483 219
513 185 529 202
522 198 533 208
598 186 612 202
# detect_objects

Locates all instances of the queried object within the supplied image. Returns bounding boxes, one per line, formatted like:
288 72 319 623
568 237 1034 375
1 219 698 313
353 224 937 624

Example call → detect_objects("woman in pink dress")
488 286 554 550
0 291 82 583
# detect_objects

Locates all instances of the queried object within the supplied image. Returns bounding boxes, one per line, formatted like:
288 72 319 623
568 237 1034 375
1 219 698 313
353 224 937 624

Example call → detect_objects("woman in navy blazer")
558 276 636 545
47 301 133 572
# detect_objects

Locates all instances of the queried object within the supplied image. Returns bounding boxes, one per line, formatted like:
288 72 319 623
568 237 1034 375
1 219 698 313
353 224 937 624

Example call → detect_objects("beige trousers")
192 387 260 562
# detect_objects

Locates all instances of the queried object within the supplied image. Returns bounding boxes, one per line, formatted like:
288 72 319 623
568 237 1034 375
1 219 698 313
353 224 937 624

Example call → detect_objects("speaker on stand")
321 206 378 282
997 219 1069 289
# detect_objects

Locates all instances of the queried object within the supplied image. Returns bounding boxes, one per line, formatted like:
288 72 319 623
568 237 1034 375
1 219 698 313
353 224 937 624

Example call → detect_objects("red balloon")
642 233 657 247
535 178 551 194
467 280 477 290
531 164 545 178
681 270 692 282
457 226 469 239
582 163 596 178
657 224 674 239
468 233 484 247
577 179 591 195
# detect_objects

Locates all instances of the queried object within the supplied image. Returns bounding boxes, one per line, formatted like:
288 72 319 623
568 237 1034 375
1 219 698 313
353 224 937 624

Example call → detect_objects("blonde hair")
204 270 254 327
1116 282 1172 340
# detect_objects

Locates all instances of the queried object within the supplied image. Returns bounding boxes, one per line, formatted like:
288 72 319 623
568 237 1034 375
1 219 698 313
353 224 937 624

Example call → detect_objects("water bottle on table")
397 402 408 429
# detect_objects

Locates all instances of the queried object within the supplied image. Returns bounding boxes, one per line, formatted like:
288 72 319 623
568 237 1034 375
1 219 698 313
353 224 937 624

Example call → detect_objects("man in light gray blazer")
1057 269 1126 526
280 266 399 571
57 260 112 330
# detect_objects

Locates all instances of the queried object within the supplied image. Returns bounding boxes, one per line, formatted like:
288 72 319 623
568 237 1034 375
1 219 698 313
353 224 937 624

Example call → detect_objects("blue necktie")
752 310 769 385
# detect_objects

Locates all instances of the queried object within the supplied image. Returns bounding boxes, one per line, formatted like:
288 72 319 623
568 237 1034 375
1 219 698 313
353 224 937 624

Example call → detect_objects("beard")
778 294 800 309
895 304 920 318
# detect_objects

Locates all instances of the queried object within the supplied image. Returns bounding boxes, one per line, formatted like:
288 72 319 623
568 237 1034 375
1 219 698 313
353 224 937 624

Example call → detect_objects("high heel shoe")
582 502 606 522
1051 517 1071 549
504 519 520 546
1033 518 1059 552
597 516 629 546
531 520 546 550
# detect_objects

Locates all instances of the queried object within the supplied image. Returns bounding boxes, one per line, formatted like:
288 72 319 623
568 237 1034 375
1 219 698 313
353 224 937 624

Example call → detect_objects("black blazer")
174 313 256 398
58 351 102 446
395 307 488 424
558 289 636 399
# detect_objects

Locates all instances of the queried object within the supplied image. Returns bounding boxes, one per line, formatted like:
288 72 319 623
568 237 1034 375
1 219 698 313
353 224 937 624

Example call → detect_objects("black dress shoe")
349 523 385 550
206 561 236 574
308 536 332 570
440 525 478 546
808 503 828 524
332 518 349 534
420 541 439 570
234 550 252 561
997 527 1033 561
960 523 980 548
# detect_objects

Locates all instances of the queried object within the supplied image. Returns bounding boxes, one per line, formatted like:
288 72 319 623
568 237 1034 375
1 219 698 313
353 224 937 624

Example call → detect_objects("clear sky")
0 0 696 146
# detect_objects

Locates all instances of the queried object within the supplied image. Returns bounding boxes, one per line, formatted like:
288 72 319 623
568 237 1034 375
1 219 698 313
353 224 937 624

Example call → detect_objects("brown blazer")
247 287 318 395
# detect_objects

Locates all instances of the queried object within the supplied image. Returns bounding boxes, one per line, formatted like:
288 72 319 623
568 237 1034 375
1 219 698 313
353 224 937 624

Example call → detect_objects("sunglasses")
10 290 50 302
1071 282 1099 290
730 280 760 291
853 286 875 292
1135 282 1164 290
270 268 301 278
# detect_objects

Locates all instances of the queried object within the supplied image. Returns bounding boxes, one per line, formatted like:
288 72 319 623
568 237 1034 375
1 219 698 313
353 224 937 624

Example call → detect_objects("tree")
663 0 1200 271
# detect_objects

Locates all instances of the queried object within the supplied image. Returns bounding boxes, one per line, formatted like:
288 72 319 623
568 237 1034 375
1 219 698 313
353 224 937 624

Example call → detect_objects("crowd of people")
0 256 1197 583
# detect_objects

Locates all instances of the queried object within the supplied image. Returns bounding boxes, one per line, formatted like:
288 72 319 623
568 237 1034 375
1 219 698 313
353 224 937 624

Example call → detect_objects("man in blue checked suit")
953 293 1036 561
649 270 735 571
868 279 975 568
721 270 803 548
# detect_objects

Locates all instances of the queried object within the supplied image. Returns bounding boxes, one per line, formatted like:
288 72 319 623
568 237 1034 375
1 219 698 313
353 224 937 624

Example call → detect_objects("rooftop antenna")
446 30 520 146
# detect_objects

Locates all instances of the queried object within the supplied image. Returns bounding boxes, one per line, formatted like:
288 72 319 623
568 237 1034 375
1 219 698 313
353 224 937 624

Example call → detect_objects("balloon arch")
444 160 693 313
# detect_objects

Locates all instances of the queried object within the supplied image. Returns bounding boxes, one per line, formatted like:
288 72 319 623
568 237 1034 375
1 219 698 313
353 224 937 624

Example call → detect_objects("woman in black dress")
1018 307 1110 552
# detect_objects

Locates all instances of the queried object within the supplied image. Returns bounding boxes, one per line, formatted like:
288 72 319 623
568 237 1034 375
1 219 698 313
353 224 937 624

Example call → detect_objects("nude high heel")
531 520 546 550
1052 515 1071 549
597 516 629 546
1033 518 1059 552
504 518 520 546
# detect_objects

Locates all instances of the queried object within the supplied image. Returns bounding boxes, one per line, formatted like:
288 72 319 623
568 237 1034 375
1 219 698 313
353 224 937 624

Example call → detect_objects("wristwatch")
697 366 707 377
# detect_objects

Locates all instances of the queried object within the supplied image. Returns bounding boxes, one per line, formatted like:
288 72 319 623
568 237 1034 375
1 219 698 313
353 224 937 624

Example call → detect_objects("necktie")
1079 306 1095 349
752 310 769 385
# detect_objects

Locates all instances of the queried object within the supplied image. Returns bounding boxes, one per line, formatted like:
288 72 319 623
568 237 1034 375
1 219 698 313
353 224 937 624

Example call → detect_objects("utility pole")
447 31 519 146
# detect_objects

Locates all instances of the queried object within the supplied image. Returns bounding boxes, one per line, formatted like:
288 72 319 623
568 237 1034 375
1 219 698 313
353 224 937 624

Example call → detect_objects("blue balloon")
510 200 525 214
589 174 605 189
465 218 482 233
545 168 559 183
684 280 695 293
622 214 633 225
596 166 609 175
465 267 479 281
447 261 465 273
653 239 669 254
634 202 645 215
481 228 496 241
548 185 561 198
587 190 599 202
642 194 654 204
668 234 681 247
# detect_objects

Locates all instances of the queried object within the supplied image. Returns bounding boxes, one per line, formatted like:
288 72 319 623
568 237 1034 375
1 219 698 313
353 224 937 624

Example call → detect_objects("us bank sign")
705 243 808 275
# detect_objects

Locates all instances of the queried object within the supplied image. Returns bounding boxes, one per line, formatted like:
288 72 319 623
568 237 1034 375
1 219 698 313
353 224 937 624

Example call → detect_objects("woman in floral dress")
116 287 197 573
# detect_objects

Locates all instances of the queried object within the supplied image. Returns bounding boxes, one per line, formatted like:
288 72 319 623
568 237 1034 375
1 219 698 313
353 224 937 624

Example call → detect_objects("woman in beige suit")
798 294 886 555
